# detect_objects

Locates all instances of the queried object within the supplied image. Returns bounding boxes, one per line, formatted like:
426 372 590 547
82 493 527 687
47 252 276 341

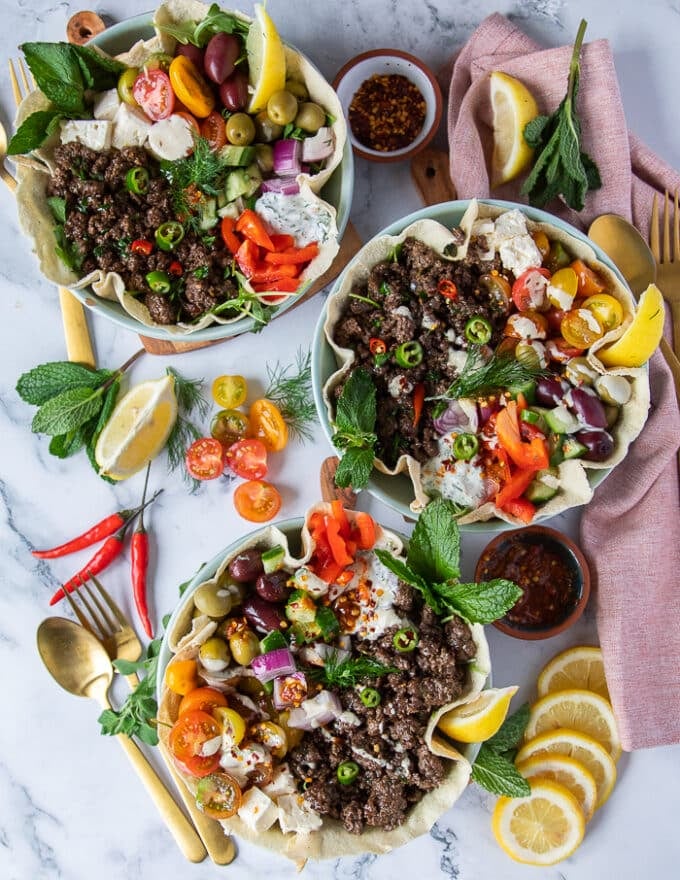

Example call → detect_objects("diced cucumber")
525 467 560 503
543 404 579 435
285 588 317 624
289 620 322 645
224 163 262 202
260 630 288 653
561 436 588 460
262 545 285 574
217 201 240 219
219 144 256 167
198 197 218 230
315 605 339 640
508 378 537 404
548 432 565 466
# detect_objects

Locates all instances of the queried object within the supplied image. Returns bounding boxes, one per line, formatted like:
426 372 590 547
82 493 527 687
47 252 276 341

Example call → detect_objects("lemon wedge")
94 374 178 480
515 729 617 809
537 646 610 701
492 778 586 865
516 754 598 823
246 3 286 113
525 689 621 762
597 283 665 367
437 686 518 743
489 71 538 187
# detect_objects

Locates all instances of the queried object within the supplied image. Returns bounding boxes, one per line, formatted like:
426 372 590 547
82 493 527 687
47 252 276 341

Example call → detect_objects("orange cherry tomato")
178 687 229 717
195 771 242 819
504 310 548 340
582 293 624 332
571 259 607 297
248 399 288 452
532 230 550 259
169 55 215 118
226 438 268 480
168 710 222 778
200 110 227 150
185 437 227 481
560 308 605 348
165 659 199 695
233 480 282 522
210 409 250 446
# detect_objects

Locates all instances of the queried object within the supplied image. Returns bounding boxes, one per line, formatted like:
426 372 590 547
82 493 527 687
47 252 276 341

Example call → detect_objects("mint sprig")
471 703 531 797
332 367 378 490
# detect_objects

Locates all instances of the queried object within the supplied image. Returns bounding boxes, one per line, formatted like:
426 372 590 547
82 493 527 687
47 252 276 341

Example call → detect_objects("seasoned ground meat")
288 590 476 835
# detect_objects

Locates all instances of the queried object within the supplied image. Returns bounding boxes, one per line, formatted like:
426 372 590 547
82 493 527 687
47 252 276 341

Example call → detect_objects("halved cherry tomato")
560 308 604 348
479 272 511 309
168 55 215 118
185 437 227 481
211 409 249 446
250 721 288 759
226 438 268 480
132 68 175 121
169 710 222 778
233 480 282 522
179 687 228 717
200 110 227 150
212 374 247 409
532 230 550 259
511 267 550 311
582 293 624 332
173 110 200 134
212 707 246 746
165 659 199 695
546 337 584 363
504 310 548 340
248 399 289 452
571 259 607 297
195 772 242 819
546 267 578 309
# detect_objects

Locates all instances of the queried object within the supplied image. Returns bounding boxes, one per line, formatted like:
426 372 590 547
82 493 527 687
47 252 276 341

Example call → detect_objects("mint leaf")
86 379 120 482
407 497 461 583
486 702 530 754
334 446 374 489
32 386 104 436
471 745 531 797
16 362 109 405
49 426 89 458
335 367 377 437
434 578 522 624
7 109 64 155
375 549 443 614
54 225 84 272
46 196 67 224
21 42 86 113
73 44 124 89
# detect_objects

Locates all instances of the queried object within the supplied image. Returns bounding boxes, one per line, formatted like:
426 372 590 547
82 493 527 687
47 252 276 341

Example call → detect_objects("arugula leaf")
16 361 109 405
407 498 461 583
332 368 378 490
7 109 64 155
486 702 530 754
433 578 522 625
32 386 104 436
471 745 531 797
158 4 249 46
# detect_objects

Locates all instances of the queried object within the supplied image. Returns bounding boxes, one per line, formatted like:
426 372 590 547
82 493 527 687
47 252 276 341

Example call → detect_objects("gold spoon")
588 213 680 397
36 617 207 863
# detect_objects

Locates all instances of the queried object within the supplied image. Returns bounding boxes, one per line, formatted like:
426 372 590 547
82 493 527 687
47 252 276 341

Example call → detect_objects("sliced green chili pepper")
125 166 149 195
464 315 493 345
452 432 479 461
394 341 423 368
337 761 359 785
145 270 171 293
359 687 381 708
379 281 391 296
393 627 419 653
155 220 185 252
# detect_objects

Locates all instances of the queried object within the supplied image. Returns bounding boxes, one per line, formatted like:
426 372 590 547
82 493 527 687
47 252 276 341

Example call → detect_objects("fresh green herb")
263 348 315 442
308 651 397 688
210 273 277 329
521 20 601 211
282 123 305 140
165 368 210 490
332 367 377 490
193 265 210 279
160 136 231 221
348 292 380 309
46 196 66 224
471 703 531 797
54 225 84 272
157 3 249 47
438 347 545 401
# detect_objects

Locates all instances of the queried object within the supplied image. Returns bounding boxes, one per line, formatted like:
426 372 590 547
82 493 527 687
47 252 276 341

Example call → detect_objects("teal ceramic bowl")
311 199 628 531
73 15 354 341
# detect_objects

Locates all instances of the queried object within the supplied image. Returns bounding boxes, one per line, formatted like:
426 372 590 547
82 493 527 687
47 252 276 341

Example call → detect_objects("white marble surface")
1 1 679 878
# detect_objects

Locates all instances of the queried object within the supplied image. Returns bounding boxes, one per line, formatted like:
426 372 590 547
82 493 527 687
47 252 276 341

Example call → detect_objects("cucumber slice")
219 144 256 167
525 467 560 503
543 404 579 434
262 545 285 574
508 378 537 404
561 436 588 460
260 629 288 653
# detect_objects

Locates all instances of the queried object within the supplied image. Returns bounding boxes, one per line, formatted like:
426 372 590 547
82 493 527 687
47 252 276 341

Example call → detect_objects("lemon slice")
525 689 621 762
437 686 519 743
538 646 610 701
516 754 598 823
94 374 178 480
492 778 586 865
246 3 286 113
489 71 538 187
597 283 665 367
515 729 617 809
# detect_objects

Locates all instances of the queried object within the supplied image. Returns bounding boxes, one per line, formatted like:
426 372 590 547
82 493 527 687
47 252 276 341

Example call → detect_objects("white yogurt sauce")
421 435 491 509
255 192 335 246
338 551 410 641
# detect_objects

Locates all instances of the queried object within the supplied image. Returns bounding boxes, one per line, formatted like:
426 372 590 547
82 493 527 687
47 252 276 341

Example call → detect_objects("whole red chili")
131 464 153 638
33 502 152 559
438 279 458 300
131 239 153 256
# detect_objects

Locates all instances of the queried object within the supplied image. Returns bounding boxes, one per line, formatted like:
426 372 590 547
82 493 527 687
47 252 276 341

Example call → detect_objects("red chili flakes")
348 74 426 152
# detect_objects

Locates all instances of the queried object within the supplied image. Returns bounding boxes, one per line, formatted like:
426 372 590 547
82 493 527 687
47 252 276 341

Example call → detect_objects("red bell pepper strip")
236 209 275 251
501 496 536 523
330 500 351 539
413 382 426 427
220 216 241 254
495 401 549 470
324 515 354 567
32 501 148 559
353 512 377 550
252 278 300 293
269 233 296 251
495 468 536 509
249 263 299 283
235 238 260 277
130 465 153 638
263 242 319 265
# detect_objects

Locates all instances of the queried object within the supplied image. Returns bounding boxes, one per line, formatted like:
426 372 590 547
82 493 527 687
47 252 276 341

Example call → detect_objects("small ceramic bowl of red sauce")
332 49 442 162
474 526 590 640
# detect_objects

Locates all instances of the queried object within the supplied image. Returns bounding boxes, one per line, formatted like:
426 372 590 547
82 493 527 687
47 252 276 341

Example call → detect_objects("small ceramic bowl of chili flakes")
475 526 591 640
333 49 442 162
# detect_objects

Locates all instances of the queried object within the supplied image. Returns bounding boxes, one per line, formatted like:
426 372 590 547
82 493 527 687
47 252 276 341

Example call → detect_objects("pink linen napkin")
447 15 680 750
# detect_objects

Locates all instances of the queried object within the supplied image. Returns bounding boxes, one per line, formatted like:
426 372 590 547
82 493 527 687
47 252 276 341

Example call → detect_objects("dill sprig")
440 347 547 400
308 652 398 688
264 348 316 442
160 135 230 220
165 368 209 490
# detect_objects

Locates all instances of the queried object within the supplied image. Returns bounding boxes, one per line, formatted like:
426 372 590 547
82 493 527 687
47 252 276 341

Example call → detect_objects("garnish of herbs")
264 348 316 442
332 367 378 490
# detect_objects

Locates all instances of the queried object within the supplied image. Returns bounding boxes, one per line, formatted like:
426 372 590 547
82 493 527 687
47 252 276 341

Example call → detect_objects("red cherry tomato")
200 110 227 151
225 438 268 480
168 710 222 778
546 337 585 363
511 267 551 311
132 68 175 121
233 480 282 522
178 687 229 717
174 110 200 133
185 437 227 480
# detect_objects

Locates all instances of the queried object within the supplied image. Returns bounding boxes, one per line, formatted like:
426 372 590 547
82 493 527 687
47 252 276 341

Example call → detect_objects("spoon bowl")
588 214 656 297
37 616 113 702
0 120 8 154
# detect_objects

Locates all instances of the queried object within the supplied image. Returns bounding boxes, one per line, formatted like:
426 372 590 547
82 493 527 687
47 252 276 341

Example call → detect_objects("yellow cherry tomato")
582 293 624 332
560 308 604 348
165 659 199 695
169 55 215 118
212 374 247 409
250 721 288 759
248 398 288 452
212 707 247 746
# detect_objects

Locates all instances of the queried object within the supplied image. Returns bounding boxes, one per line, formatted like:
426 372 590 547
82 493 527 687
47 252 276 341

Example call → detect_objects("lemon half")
437 686 518 743
597 283 665 367
489 71 538 187
247 3 286 113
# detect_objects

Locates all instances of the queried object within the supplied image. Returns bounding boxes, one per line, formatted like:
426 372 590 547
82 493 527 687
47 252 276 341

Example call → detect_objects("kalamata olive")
253 110 283 143
535 375 567 407
176 43 205 69
254 143 274 173
228 549 264 583
204 32 240 84
576 429 614 461
242 595 285 633
226 112 255 145
569 387 608 429
255 571 290 603
219 69 249 111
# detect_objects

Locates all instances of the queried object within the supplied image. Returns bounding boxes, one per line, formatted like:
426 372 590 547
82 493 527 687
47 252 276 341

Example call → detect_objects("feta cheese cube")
112 103 152 149
147 114 194 160
60 119 112 151
262 762 298 799
498 235 542 277
93 88 121 121
277 794 323 834
237 787 278 833
493 209 529 238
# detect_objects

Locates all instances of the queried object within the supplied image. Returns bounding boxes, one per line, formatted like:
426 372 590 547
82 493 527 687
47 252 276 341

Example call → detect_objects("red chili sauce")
477 534 580 630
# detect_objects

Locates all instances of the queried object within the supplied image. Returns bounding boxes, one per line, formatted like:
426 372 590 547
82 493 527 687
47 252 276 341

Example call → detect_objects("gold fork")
650 190 680 360
7 57 96 368
65 576 236 865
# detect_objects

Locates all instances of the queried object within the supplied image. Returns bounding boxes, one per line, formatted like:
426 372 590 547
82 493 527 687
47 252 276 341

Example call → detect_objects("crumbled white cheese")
262 763 298 799
147 114 194 160
387 374 413 398
200 734 223 757
93 88 121 121
498 236 543 277
337 710 361 727
493 209 530 238
219 743 269 787
392 306 413 319
237 787 279 833
421 440 492 509
111 103 152 149
421 312 439 330
61 119 112 151
277 794 323 834
447 347 468 373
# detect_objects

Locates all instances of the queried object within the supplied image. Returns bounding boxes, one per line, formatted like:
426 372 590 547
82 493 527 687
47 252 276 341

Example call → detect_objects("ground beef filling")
332 235 512 467
46 143 237 325
288 585 477 834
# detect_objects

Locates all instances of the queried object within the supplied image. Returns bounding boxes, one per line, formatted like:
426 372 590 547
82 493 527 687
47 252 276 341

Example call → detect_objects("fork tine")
650 193 661 261
62 577 95 634
8 59 21 108
663 190 672 264
81 581 119 635
19 57 34 94
89 574 128 629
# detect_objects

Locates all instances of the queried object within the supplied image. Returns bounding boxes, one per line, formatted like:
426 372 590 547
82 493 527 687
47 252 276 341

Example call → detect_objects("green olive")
254 143 274 173
199 637 231 672
514 341 541 370
117 67 140 106
228 629 260 666
193 582 234 618
266 89 298 126
564 356 598 386
294 102 326 134
253 110 283 143
285 78 309 102
226 112 256 146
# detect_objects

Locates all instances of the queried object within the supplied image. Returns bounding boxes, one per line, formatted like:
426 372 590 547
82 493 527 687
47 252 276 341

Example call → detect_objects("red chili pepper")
438 279 458 300
413 382 426 427
131 239 153 256
131 465 153 638
32 502 152 559
168 260 183 277
369 337 387 355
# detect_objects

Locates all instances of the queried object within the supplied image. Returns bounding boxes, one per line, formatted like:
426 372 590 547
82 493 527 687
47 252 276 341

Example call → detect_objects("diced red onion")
286 690 343 730
272 671 308 710
433 400 472 435
250 647 296 683
477 399 501 426
273 139 301 176
260 177 300 195
301 127 334 163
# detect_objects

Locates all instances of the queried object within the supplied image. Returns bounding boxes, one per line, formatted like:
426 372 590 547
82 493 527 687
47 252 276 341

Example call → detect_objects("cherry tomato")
186 437 227 480
504 310 548 340
169 710 222 778
211 409 249 446
226 438 268 480
560 308 604 348
547 267 578 310
165 659 199 695
249 720 288 758
178 687 228 717
511 268 550 311
233 480 281 522
479 273 512 310
546 337 585 363
546 307 568 335
582 293 624 332
248 399 288 452
212 374 247 409
200 110 227 151
169 55 215 118
195 771 242 819
571 259 607 297
212 707 246 746
132 68 175 121
173 110 200 133
532 230 550 259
